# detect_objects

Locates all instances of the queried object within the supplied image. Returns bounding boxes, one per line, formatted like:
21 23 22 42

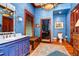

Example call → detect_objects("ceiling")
32 3 59 8
32 3 70 14
32 3 42 8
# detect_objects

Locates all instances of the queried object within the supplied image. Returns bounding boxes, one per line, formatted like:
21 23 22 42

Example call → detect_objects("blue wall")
34 8 53 38
34 4 71 40
12 3 35 34
66 11 71 42
70 3 78 11
0 3 78 42
53 14 67 37
53 3 71 11
12 3 78 42
34 3 78 42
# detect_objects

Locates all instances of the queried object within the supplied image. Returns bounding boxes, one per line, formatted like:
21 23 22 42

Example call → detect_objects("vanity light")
0 9 13 17
75 19 79 27
0 5 14 17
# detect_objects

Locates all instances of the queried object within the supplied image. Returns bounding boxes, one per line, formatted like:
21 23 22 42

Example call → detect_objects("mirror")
0 5 14 32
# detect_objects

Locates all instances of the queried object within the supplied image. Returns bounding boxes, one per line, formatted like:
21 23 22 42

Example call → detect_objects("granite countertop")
0 35 27 44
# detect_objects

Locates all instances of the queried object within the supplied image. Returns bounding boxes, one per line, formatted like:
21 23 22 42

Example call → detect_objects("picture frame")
55 21 63 29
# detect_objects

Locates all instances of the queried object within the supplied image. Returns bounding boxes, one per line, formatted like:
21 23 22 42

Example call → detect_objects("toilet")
58 32 63 43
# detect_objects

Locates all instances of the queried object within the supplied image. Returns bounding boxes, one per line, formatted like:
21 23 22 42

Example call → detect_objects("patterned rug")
29 43 70 56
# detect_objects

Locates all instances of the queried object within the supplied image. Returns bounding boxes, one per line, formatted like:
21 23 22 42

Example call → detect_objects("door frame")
40 18 51 42
24 9 34 37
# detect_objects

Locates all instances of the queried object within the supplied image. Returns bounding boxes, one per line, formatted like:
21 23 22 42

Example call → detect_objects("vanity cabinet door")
22 40 28 55
22 37 30 55
0 48 6 56
7 44 16 56
15 43 19 56
25 39 30 54
6 42 19 56
0 45 12 56
22 40 26 55
18 41 23 56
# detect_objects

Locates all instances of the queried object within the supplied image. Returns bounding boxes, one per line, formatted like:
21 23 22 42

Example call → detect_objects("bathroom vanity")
0 33 30 56
0 3 30 56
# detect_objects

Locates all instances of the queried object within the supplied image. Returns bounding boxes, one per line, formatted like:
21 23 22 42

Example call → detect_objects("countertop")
0 35 28 44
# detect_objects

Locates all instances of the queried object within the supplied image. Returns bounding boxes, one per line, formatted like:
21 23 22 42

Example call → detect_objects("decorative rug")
29 43 70 56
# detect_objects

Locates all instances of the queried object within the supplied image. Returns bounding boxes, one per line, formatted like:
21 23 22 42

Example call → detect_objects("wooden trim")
24 9 34 37
40 18 51 42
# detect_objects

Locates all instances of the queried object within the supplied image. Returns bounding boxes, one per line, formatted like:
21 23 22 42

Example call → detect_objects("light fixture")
0 5 14 17
42 4 54 10
2 8 13 17
41 3 59 10
75 19 79 27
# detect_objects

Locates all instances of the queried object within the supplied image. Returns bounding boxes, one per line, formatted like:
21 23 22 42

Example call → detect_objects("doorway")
24 9 34 37
40 19 51 42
